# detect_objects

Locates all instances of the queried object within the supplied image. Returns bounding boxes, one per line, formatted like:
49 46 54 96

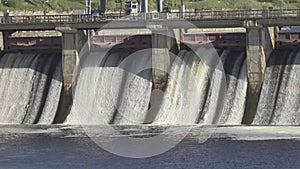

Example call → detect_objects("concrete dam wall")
0 42 298 125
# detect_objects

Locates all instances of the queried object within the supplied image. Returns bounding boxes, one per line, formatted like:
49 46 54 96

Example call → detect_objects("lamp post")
119 0 122 16
43 0 47 15
86 0 91 15
180 0 184 18
140 0 148 13
100 0 106 14
115 0 122 16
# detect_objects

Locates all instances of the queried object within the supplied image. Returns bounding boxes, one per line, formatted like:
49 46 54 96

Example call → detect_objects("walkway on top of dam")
2 9 300 31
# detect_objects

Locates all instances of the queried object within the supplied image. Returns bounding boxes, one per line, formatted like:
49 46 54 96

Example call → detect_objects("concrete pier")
2 31 13 51
242 21 274 124
152 29 178 89
55 27 88 122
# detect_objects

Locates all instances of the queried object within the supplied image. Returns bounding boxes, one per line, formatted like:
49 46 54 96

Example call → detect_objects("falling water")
67 43 247 125
253 48 300 125
219 50 247 124
1 41 300 126
153 47 247 125
66 48 153 124
0 53 62 124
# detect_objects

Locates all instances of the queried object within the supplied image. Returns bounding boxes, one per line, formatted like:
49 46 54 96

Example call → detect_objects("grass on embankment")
0 0 300 12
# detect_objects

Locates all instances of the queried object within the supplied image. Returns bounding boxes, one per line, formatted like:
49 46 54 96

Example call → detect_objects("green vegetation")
183 0 300 10
0 0 300 12
0 0 86 12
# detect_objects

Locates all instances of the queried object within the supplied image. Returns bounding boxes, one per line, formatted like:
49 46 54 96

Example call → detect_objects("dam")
0 9 299 126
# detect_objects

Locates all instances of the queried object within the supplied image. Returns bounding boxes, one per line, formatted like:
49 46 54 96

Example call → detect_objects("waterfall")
218 51 247 124
153 47 247 125
66 48 153 125
3 42 300 126
0 53 62 124
67 44 247 125
254 48 300 125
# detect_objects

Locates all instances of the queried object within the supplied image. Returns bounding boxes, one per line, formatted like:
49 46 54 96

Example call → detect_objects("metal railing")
1 9 300 24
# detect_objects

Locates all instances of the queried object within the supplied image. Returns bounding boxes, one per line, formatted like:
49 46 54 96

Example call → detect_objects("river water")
0 125 300 169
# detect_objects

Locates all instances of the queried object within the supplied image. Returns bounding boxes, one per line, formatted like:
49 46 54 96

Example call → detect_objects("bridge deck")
1 9 300 31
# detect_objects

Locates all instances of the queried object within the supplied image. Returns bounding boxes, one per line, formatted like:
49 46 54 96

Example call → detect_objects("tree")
273 0 285 9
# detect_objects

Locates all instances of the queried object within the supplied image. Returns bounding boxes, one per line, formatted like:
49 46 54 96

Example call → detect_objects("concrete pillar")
152 29 178 89
180 0 185 18
2 31 13 51
157 0 163 12
55 27 88 123
242 20 274 124
173 29 181 49
264 27 275 57
142 0 148 13
0 32 3 51
100 0 106 14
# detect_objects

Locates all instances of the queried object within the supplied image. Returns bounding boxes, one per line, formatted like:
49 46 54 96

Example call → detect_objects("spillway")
67 45 247 125
153 47 247 125
66 48 153 124
2 43 300 126
253 48 300 125
0 52 62 124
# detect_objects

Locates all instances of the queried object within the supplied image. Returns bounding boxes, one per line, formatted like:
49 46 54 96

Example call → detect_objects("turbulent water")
67 44 247 125
0 53 62 124
253 48 300 125
66 48 153 124
153 47 247 125
2 44 300 126
218 50 247 124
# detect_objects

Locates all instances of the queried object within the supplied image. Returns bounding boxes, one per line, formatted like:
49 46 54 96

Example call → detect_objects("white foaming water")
226 57 247 123
153 50 203 124
219 52 247 124
0 53 62 124
38 57 63 124
67 50 153 125
154 48 247 125
254 49 300 125
68 46 248 125
200 49 226 125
